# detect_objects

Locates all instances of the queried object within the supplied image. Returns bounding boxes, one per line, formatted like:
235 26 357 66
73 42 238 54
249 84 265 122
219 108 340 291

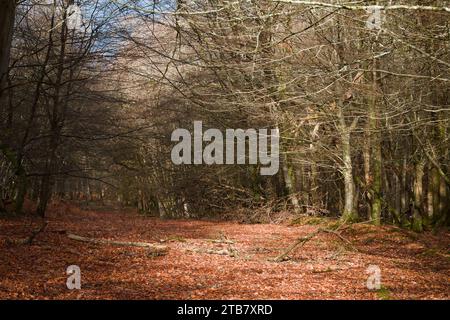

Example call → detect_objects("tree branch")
274 1 450 13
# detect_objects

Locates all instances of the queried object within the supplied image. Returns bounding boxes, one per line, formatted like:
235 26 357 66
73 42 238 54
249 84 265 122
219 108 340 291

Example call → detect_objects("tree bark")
338 106 358 221
0 0 16 103
369 43 382 226
412 160 425 232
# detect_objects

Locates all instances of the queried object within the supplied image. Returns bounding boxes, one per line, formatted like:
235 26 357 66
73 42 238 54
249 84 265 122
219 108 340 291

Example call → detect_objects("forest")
0 0 449 300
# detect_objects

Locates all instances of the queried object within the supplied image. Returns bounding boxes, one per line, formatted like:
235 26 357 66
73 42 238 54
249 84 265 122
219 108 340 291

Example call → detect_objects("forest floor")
0 205 449 300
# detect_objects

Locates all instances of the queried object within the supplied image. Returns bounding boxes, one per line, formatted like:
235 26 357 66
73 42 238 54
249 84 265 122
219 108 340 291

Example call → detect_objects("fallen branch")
159 236 234 244
273 228 322 262
321 229 353 246
208 239 235 244
6 222 48 245
67 233 168 254
186 247 238 258
273 225 355 262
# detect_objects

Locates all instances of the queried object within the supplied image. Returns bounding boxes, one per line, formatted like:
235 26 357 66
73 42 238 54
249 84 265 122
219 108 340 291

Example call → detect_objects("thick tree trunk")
341 149 356 221
36 131 59 217
338 109 357 221
363 138 371 219
0 0 16 102
14 170 27 215
392 171 402 224
37 174 52 218
370 136 382 225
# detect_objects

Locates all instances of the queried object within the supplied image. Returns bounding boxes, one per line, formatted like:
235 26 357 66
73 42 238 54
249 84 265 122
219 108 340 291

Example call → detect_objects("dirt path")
0 208 449 299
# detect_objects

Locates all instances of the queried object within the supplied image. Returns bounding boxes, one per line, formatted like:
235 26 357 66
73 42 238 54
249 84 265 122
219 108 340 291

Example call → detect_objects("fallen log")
67 233 168 254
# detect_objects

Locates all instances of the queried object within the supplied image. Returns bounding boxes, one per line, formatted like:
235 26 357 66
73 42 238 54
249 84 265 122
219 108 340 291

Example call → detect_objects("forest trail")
0 207 449 300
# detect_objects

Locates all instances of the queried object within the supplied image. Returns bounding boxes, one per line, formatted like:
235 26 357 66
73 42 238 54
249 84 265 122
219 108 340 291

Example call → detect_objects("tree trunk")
437 176 448 226
412 160 425 232
428 167 440 221
14 170 27 215
370 133 382 225
338 107 357 221
281 153 301 213
0 0 16 102
369 48 382 226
